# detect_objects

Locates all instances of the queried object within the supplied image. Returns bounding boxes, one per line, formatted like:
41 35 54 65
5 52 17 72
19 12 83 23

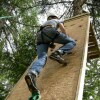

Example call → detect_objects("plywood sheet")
6 13 90 100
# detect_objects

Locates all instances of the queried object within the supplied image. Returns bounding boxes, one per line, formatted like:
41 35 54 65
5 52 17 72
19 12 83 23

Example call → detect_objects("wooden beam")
87 23 100 59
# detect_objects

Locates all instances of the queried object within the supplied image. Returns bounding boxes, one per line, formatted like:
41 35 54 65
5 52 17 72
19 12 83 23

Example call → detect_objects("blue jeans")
30 32 76 75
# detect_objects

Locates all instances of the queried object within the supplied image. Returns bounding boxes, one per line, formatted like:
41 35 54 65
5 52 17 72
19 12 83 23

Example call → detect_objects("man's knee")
66 39 76 46
72 40 76 46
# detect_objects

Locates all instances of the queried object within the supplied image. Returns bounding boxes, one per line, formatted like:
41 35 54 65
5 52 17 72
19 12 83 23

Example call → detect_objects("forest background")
0 0 100 100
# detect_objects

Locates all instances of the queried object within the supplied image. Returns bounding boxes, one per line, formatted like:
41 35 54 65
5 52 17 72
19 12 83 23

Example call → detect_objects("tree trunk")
0 20 4 28
73 0 87 16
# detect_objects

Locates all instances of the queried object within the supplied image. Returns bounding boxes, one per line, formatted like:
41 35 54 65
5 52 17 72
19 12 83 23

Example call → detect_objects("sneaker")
50 49 63 58
56 50 64 56
50 50 66 64
25 71 38 93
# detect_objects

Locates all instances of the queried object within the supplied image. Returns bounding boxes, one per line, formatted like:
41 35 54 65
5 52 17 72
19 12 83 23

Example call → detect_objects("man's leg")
50 33 76 63
54 33 76 55
25 44 49 92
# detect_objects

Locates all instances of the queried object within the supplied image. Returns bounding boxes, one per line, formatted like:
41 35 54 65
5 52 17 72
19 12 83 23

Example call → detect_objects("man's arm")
59 23 67 34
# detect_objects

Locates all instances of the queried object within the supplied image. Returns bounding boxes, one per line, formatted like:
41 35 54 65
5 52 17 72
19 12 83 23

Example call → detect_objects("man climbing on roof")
25 12 76 93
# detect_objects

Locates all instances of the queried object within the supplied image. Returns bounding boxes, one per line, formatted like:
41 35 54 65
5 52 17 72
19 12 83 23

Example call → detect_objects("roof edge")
64 13 90 22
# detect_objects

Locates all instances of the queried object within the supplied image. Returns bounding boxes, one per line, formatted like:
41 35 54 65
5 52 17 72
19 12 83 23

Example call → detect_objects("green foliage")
0 31 37 99
83 59 100 100
0 0 100 100
0 0 38 99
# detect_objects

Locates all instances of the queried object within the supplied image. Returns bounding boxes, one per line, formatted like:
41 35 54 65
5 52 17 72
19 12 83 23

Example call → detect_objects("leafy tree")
83 59 100 100
0 0 100 99
0 0 38 99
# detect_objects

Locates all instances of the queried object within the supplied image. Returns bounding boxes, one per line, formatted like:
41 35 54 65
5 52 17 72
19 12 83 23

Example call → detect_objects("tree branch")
86 3 100 7
14 20 40 28
14 1 72 10
2 27 15 53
